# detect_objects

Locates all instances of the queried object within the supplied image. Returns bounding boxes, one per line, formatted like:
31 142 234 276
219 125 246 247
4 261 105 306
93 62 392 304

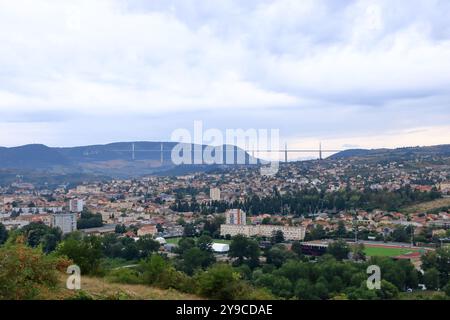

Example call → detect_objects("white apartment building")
220 224 306 241
210 188 221 201
225 209 246 225
52 213 77 234
69 199 84 213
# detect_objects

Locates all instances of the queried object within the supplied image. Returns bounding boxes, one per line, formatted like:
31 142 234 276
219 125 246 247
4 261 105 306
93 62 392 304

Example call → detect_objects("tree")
291 241 303 258
265 245 295 268
392 226 409 243
0 241 58 299
254 273 293 299
56 235 103 275
139 254 190 291
115 224 126 234
336 221 347 238
20 222 62 253
376 280 399 299
136 235 161 259
228 235 260 268
195 264 249 300
421 247 450 288
351 243 366 261
327 240 350 261
0 223 8 245
423 268 440 291
181 247 215 275
77 210 103 229
203 216 225 238
196 235 213 252
176 237 196 254
183 223 196 237
444 281 450 297
295 279 318 300
271 230 285 244
308 225 326 240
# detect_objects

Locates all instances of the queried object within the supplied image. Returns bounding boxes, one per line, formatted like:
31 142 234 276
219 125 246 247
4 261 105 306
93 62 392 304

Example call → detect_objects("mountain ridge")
328 144 450 160
0 141 259 178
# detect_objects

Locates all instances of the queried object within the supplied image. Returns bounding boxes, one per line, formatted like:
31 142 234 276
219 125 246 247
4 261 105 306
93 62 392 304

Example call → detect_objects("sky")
1 0 450 157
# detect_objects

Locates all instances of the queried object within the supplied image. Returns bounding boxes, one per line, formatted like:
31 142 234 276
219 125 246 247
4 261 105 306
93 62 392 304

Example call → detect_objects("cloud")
0 0 449 147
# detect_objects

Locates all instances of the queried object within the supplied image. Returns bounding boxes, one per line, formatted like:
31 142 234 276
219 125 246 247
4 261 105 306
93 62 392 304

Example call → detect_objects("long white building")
220 224 306 241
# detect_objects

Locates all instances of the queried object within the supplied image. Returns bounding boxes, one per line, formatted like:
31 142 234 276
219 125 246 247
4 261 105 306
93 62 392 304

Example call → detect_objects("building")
225 209 246 225
69 198 84 213
210 188 221 201
52 213 77 234
137 224 158 237
220 224 305 241
212 243 230 253
80 224 116 236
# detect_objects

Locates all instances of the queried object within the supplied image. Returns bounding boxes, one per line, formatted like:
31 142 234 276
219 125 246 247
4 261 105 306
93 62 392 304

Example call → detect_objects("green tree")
271 230 285 244
351 243 366 261
295 279 318 300
196 234 213 252
183 223 196 237
308 225 326 240
336 220 347 238
181 247 215 275
444 281 450 297
195 264 249 300
327 240 350 261
291 241 303 258
376 280 399 299
176 237 196 254
229 235 260 268
0 223 8 245
115 224 126 234
139 254 193 292
20 222 62 253
136 235 161 259
56 235 103 274
265 245 295 268
423 268 440 290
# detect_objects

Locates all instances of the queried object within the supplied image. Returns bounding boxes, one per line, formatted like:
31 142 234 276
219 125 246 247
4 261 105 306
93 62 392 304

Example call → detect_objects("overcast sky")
1 0 450 154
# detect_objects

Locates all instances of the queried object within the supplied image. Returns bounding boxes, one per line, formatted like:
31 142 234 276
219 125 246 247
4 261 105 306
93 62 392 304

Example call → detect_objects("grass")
39 273 201 300
165 237 232 245
401 197 450 214
363 246 418 257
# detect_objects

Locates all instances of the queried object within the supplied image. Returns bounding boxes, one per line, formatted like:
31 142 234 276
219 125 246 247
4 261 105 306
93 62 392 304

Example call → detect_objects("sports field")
363 246 418 257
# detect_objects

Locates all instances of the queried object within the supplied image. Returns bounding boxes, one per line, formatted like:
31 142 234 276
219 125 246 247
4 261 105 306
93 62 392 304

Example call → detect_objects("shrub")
107 268 142 285
0 243 58 299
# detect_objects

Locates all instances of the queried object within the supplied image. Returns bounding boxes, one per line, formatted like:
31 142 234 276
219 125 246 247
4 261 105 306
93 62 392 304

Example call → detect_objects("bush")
107 268 142 285
65 290 94 300
139 254 192 292
194 264 253 300
56 235 103 275
0 242 58 299
444 282 450 297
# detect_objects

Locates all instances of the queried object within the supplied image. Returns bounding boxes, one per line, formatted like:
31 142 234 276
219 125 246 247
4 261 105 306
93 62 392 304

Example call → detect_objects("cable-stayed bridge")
111 142 344 164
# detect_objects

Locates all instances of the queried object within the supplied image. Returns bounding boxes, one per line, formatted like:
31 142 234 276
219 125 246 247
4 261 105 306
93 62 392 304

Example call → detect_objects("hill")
0 142 258 180
41 274 201 300
328 144 450 161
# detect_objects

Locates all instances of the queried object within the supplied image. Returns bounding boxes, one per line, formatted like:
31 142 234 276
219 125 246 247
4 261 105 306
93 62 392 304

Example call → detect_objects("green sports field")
363 246 417 257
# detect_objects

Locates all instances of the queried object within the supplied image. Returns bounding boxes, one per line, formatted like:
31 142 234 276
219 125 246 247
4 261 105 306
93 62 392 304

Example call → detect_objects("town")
1 153 450 300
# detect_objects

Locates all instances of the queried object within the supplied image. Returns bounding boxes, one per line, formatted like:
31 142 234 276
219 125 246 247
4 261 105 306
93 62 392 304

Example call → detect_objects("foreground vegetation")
1 222 450 300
